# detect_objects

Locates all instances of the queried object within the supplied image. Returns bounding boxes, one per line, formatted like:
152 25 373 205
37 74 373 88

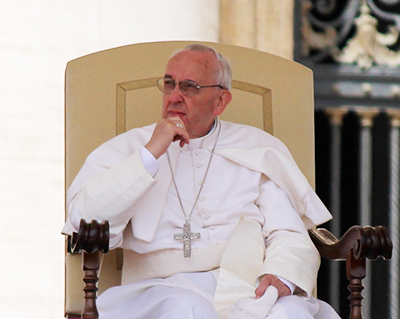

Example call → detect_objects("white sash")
122 217 276 319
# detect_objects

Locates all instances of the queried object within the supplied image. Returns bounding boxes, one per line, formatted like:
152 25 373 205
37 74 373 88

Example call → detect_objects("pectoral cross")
174 222 201 258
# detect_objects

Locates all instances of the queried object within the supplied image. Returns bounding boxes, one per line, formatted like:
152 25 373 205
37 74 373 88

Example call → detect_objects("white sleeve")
64 150 156 248
140 147 159 176
256 179 320 297
277 276 296 295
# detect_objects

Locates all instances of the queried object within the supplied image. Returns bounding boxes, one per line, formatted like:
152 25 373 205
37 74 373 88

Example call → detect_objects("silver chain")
166 119 221 224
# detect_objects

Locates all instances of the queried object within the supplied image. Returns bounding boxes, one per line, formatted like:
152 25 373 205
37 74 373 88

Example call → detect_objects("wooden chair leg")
67 220 109 319
346 251 366 319
66 313 82 318
82 250 100 319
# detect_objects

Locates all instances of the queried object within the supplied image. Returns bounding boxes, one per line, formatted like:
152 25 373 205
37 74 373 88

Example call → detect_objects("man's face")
161 50 230 138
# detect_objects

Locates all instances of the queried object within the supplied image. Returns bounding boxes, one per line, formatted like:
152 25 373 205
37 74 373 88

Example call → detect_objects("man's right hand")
144 117 190 159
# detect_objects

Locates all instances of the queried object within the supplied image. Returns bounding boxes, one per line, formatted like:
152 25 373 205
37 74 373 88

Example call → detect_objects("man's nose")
168 83 184 103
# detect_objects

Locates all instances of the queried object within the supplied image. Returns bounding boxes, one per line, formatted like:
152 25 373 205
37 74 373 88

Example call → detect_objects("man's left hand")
255 274 291 299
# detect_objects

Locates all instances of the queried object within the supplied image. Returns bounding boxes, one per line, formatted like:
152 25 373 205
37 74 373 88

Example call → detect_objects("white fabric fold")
214 147 330 229
214 217 266 319
227 286 278 319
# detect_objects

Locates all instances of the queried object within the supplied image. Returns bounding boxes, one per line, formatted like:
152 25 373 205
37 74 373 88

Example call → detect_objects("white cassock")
63 119 341 319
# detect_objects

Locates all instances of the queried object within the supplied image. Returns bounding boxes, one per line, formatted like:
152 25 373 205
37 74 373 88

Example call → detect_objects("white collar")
178 118 220 151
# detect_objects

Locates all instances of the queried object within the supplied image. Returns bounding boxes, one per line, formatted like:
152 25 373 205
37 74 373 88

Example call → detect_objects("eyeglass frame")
156 77 226 96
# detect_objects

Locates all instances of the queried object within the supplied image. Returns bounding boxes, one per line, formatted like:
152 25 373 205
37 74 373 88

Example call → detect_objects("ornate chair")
63 41 392 319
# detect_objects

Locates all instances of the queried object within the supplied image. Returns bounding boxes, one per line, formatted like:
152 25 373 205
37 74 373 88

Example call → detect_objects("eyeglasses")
156 77 224 97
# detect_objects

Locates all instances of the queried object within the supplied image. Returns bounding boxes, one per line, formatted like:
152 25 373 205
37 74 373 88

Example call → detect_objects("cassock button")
204 214 211 220
196 163 203 168
197 180 203 185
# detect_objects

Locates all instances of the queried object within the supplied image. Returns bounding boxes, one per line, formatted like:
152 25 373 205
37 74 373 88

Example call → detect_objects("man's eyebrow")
164 74 197 83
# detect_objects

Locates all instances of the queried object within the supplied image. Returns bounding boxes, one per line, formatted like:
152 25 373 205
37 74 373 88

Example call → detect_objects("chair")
63 41 392 319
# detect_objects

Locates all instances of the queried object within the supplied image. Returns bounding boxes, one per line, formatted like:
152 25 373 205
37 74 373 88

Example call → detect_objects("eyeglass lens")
158 78 199 96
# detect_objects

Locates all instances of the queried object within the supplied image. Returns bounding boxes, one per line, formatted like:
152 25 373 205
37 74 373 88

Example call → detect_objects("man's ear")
213 90 232 116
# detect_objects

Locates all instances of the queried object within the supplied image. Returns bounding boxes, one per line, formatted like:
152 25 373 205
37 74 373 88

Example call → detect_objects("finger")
266 278 290 298
276 284 291 298
255 274 291 299
172 132 189 147
255 287 265 299
255 278 271 298
170 121 189 146
179 138 189 147
167 116 184 129
174 122 184 129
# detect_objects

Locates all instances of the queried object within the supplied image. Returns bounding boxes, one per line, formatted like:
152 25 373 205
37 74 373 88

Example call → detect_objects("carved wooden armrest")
309 226 393 319
67 219 110 319
69 219 110 255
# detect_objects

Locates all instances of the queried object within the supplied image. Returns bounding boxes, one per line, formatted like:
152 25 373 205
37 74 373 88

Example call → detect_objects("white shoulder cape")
65 120 332 243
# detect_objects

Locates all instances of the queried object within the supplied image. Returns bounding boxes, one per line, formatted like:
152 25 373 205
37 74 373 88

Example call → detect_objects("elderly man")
63 44 340 319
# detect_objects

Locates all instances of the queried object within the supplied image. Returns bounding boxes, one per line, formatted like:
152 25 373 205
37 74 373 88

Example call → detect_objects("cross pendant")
174 222 201 258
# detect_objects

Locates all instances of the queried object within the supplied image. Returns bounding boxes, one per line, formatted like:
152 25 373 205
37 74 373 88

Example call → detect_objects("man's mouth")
167 110 186 118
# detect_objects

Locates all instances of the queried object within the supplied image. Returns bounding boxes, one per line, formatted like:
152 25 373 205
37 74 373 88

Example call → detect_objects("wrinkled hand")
145 117 190 159
255 274 291 299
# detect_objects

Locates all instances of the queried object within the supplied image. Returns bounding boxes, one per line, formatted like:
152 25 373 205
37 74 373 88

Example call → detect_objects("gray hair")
171 44 232 90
